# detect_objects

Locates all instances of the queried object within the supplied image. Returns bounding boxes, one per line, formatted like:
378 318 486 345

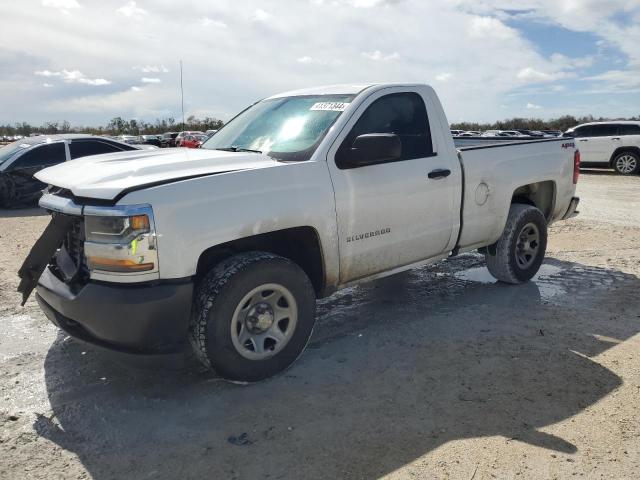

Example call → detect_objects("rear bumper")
36 268 193 353
562 196 580 220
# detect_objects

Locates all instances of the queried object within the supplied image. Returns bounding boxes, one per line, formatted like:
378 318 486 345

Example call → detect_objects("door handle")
611 137 621 140
428 169 451 179
578 139 588 142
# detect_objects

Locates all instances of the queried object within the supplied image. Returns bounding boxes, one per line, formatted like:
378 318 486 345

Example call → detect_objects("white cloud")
34 70 58 77
550 53 594 70
116 1 147 18
34 69 111 86
199 17 228 28
131 86 142 91
585 69 640 90
516 67 568 83
436 72 453 82
252 8 271 22
468 16 517 40
4 0 640 125
48 87 172 118
134 65 169 73
41 0 80 13
141 77 161 83
43 83 54 88
296 56 342 66
361 50 400 61
526 102 542 109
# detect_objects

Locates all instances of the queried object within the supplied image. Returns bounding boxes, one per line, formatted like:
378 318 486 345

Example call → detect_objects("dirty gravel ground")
0 171 639 480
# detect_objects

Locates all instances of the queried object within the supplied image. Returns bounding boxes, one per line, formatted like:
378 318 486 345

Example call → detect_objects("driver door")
326 88 458 283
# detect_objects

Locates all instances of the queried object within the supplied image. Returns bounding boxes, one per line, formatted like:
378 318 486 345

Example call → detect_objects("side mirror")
338 133 401 169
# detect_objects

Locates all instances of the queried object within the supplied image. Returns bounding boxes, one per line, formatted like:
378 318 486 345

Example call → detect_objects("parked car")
160 132 178 148
180 134 207 148
482 130 510 137
542 130 563 137
175 131 204 147
205 129 219 137
139 135 161 147
450 129 465 136
515 129 544 137
22 83 580 382
113 135 141 145
0 135 142 207
499 130 527 137
563 121 640 175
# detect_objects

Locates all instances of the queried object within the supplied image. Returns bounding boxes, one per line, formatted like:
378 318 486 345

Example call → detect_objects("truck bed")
454 136 562 149
455 137 576 253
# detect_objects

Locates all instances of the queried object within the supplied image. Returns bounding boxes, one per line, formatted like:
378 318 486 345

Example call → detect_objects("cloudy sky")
1 0 639 126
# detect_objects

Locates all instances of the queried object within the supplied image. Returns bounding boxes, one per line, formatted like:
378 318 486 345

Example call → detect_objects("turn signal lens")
86 257 155 273
130 214 150 231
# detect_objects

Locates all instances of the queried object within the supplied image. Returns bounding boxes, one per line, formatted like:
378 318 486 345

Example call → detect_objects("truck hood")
35 148 280 200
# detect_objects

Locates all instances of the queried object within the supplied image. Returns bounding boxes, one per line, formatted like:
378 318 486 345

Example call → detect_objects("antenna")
180 60 185 130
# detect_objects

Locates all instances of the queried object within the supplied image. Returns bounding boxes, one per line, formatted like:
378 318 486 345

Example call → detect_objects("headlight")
83 205 159 279
85 214 150 244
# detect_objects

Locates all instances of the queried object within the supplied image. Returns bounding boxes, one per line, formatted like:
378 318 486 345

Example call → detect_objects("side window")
571 126 588 137
591 124 618 137
69 140 123 159
618 124 640 136
10 142 66 170
101 139 136 151
337 92 433 164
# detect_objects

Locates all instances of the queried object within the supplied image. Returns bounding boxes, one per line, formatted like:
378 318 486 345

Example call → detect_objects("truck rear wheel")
189 251 316 382
485 204 547 284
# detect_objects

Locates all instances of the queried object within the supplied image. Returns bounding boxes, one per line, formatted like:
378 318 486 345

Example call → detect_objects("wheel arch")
510 180 556 221
609 146 640 167
195 226 326 297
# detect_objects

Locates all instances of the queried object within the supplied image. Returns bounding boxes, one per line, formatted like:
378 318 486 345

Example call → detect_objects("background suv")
564 121 640 175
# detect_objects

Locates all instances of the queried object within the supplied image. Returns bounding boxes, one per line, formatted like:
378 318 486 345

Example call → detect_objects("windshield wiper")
214 146 262 154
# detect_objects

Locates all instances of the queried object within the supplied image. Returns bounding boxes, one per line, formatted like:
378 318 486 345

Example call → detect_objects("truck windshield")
201 94 355 161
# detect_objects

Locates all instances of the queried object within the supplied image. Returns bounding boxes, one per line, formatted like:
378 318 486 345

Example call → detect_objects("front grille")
64 218 86 273
51 215 89 284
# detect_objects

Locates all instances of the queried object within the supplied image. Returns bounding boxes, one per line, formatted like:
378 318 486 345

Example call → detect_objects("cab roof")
266 83 432 99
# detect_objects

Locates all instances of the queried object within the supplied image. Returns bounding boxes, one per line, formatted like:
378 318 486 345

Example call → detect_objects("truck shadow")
35 257 639 479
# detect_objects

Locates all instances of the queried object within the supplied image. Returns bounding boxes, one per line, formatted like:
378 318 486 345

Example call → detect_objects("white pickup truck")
18 84 580 381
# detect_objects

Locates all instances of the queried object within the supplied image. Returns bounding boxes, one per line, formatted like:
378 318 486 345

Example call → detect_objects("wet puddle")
454 263 566 300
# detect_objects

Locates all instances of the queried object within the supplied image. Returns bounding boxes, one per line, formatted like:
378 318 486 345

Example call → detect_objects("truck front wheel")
485 204 547 284
189 251 316 382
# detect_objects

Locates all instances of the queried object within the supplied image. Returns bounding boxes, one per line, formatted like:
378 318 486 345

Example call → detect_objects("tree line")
2 113 639 138
0 116 225 137
450 114 640 133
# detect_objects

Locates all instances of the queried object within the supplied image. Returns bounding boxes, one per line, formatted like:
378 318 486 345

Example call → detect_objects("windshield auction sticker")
310 102 350 112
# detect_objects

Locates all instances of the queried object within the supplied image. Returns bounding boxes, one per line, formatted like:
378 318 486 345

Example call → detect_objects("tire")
612 151 639 175
189 251 316 382
485 204 547 284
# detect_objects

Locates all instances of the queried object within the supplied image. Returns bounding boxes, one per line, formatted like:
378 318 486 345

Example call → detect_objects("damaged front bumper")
36 268 193 353
19 194 193 353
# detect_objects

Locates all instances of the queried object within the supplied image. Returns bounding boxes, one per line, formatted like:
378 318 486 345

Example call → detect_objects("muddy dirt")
0 171 639 479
